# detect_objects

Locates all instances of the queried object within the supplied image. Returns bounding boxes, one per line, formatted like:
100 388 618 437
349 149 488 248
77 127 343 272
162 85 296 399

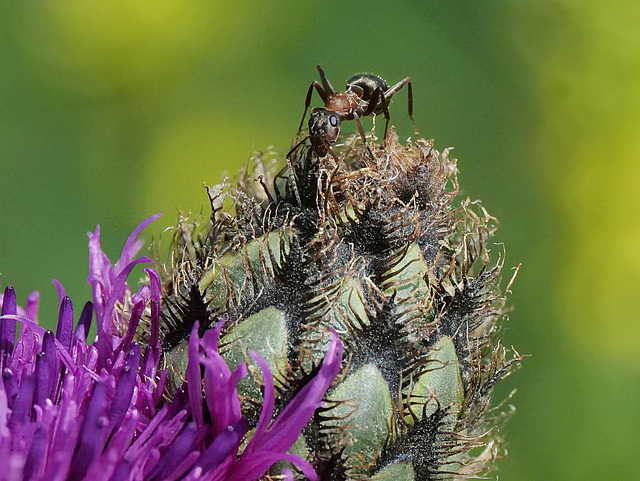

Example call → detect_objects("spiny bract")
154 125 521 480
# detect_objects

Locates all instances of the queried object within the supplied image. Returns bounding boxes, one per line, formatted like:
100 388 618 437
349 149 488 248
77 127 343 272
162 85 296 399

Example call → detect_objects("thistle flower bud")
158 125 522 479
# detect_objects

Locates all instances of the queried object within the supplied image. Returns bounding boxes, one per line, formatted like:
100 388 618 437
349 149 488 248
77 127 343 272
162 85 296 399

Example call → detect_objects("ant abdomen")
346 73 388 104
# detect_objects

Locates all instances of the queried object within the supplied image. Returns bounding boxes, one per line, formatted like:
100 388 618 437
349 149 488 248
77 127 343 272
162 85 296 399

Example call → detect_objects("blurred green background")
1 1 639 479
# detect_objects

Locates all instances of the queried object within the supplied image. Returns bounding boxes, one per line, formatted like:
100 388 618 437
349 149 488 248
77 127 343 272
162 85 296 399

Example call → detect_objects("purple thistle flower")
0 215 343 481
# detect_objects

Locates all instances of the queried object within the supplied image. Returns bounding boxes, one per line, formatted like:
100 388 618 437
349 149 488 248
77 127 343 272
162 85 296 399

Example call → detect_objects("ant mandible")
297 65 415 144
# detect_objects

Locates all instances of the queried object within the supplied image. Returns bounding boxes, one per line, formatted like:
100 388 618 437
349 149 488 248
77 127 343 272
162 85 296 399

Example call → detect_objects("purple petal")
153 369 168 407
145 422 198 480
268 330 343 442
56 296 74 352
248 352 276 442
280 454 318 481
95 257 151 370
200 321 246 436
1 285 17 360
52 334 78 375
42 388 82 480
107 343 140 432
2 369 18 410
128 404 172 457
141 268 161 378
74 301 93 346
186 322 204 426
162 452 201 481
166 385 188 419
33 331 58 406
68 381 110 481
228 452 318 481
86 409 139 481
107 459 132 481
228 331 343 480
8 374 34 431
282 468 295 481
117 297 144 356
87 224 114 322
25 290 40 321
87 214 161 325
23 423 48 480
99 257 152 335
6 313 46 374
52 279 67 305
192 418 249 475
115 213 163 276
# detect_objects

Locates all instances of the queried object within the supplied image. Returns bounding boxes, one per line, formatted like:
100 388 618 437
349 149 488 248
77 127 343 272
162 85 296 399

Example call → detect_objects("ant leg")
298 82 328 133
287 156 302 207
384 77 410 102
406 80 417 134
362 88 380 116
353 113 375 161
380 89 391 141
286 136 309 207
353 113 368 145
385 77 415 130
316 65 335 96
362 88 391 141
375 88 392 141
298 84 315 133
321 136 343 166
274 167 286 200
287 135 309 159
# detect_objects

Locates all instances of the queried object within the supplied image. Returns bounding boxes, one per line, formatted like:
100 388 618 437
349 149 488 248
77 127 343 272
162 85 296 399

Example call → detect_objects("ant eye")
330 115 339 127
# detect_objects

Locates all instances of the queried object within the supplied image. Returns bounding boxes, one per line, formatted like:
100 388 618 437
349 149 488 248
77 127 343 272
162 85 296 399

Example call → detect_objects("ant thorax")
324 91 363 121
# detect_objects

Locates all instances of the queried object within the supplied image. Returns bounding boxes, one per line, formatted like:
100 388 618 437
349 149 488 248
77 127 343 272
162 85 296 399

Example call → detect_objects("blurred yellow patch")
559 142 640 362
524 1 640 363
11 0 233 94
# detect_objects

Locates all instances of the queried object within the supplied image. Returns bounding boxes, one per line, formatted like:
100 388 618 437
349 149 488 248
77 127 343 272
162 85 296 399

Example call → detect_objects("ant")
297 65 415 145
307 107 342 158
285 108 344 206
287 108 343 162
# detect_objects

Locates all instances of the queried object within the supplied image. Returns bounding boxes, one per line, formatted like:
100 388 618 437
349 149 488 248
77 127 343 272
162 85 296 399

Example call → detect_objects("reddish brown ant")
285 67 414 206
298 65 415 144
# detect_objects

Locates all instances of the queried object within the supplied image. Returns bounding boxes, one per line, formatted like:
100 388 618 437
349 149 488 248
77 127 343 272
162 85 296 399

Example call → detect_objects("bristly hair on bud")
157 124 522 480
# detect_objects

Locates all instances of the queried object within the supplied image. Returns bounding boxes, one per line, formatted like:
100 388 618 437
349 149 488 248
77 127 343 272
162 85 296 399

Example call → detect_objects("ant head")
346 73 388 101
309 108 341 156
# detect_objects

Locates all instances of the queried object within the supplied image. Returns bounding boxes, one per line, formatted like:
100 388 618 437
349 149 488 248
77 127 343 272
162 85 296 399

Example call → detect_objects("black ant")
298 65 414 144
